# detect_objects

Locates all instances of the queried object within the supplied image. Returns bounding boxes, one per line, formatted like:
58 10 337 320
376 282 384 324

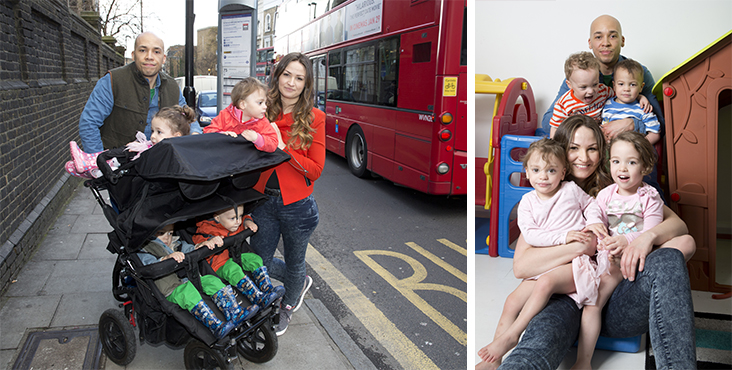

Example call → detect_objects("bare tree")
99 0 143 47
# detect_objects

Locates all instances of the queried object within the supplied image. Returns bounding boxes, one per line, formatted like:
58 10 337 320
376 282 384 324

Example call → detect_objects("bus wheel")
347 126 369 178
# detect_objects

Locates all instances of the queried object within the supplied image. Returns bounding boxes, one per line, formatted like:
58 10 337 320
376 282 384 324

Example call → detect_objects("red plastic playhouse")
653 30 732 295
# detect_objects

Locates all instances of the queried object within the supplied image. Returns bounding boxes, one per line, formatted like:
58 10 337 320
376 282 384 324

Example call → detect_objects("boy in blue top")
602 59 661 145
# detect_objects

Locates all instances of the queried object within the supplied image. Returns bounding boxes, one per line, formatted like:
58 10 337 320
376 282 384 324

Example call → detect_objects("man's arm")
540 79 569 134
78 74 114 153
178 91 203 134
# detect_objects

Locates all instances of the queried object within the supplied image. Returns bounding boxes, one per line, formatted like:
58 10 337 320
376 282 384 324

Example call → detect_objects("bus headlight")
436 162 449 174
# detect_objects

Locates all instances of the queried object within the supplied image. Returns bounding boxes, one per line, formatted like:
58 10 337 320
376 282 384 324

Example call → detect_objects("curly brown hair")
564 51 600 80
266 53 316 150
154 105 196 136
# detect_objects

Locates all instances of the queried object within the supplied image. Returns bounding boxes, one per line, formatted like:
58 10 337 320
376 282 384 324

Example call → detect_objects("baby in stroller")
194 204 285 308
137 223 258 339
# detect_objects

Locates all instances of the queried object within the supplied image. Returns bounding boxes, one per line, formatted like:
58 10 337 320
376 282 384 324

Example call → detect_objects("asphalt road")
308 151 467 370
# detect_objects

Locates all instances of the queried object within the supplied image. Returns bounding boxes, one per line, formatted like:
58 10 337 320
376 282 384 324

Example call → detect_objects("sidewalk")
0 180 368 369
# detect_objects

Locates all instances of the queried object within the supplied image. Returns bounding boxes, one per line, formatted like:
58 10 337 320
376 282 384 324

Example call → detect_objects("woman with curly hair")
249 52 325 336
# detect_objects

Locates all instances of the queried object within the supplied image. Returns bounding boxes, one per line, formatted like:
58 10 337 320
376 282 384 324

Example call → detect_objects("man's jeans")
250 194 319 307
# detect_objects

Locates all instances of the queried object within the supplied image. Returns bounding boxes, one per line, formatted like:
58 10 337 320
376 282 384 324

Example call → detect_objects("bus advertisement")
275 0 467 196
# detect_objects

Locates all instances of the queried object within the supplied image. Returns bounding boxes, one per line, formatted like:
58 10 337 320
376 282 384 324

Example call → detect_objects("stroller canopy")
98 134 290 253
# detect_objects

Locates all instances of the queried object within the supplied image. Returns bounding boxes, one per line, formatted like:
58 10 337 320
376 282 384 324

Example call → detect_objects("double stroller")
86 133 290 369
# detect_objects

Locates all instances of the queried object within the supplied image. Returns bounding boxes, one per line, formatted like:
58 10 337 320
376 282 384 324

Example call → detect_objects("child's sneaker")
276 304 293 336
293 275 313 312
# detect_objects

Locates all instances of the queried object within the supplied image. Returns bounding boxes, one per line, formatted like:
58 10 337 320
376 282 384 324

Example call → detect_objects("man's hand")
601 118 634 141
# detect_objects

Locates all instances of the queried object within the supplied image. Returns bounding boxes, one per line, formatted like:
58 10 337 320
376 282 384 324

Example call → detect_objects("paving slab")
4 261 56 297
79 233 118 262
50 292 118 328
42 260 114 294
71 214 114 234
0 296 61 350
31 233 86 261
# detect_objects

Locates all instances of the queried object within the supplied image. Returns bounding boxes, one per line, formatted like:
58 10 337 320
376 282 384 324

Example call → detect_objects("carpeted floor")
646 312 732 369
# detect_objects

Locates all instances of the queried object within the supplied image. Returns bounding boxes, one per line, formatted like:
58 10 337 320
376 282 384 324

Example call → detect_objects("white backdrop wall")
474 0 732 157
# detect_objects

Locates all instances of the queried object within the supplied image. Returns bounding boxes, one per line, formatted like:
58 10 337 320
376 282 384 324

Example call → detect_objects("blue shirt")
78 73 201 153
602 98 660 134
541 55 664 134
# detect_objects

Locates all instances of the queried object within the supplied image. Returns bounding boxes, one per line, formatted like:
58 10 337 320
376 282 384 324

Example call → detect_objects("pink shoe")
65 161 93 179
70 141 99 173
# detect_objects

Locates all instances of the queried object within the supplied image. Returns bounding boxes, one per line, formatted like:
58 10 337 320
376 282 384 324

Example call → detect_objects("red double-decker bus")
255 47 275 83
275 0 467 196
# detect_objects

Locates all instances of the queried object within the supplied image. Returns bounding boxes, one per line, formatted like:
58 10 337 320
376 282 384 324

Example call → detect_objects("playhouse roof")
652 29 732 97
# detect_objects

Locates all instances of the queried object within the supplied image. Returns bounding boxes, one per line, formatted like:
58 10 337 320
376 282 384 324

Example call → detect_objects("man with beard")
78 32 201 153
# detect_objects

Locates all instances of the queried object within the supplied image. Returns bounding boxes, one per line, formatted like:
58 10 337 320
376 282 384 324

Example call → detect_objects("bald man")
79 32 201 153
540 15 664 139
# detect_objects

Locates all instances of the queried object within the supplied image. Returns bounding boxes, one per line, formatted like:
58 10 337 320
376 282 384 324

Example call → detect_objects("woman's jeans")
250 194 319 308
500 248 696 370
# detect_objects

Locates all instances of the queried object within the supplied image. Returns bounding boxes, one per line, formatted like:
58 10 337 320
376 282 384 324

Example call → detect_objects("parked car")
196 90 218 127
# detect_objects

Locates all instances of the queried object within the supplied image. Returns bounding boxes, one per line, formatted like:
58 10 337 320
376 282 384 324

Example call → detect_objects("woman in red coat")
250 52 325 336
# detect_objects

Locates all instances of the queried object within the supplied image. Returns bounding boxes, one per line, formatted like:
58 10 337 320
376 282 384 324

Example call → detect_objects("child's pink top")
596 183 664 243
518 181 607 308
517 181 604 247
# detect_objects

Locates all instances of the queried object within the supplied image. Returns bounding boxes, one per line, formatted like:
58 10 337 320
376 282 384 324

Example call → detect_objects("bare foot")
480 334 519 363
476 359 501 370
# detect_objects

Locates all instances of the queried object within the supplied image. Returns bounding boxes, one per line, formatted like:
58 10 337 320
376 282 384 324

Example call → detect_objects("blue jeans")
250 194 319 307
500 248 696 370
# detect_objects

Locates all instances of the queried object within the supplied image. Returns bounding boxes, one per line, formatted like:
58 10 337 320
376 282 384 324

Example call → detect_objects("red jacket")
254 108 326 205
193 217 251 272
204 104 278 153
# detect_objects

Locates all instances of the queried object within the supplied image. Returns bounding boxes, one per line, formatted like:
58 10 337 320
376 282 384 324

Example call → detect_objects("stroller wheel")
237 319 278 363
99 308 136 365
184 340 230 370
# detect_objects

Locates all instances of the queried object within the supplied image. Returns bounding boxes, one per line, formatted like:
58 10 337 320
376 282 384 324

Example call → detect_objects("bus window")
345 45 376 104
378 37 399 106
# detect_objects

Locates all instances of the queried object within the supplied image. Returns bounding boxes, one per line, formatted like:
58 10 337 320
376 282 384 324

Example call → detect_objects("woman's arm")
619 205 689 281
513 234 595 279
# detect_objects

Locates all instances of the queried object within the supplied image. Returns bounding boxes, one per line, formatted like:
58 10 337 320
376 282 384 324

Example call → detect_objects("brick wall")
0 0 124 294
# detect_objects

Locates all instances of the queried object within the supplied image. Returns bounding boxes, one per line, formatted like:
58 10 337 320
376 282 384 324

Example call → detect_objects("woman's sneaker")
293 275 313 312
276 304 293 336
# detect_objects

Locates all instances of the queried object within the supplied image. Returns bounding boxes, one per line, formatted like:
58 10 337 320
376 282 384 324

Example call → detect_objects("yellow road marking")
406 242 467 282
354 249 467 345
306 244 439 370
437 238 467 256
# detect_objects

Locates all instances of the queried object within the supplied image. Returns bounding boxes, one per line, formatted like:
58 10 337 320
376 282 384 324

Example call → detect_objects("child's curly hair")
564 51 600 80
154 105 196 136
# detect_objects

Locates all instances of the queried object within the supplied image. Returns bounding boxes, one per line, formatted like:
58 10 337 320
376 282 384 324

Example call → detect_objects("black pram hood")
96 133 290 254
